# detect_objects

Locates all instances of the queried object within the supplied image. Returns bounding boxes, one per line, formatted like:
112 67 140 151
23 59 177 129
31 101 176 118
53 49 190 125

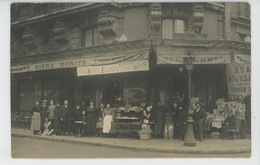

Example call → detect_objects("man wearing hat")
40 99 49 133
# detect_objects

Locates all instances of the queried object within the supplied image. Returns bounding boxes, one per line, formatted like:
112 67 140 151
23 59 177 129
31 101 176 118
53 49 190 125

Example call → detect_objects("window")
123 79 147 107
238 2 250 18
82 27 97 47
33 4 47 16
162 19 187 39
19 82 42 112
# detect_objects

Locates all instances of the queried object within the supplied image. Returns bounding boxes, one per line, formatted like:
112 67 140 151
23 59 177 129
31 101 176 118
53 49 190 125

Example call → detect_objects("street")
11 137 250 158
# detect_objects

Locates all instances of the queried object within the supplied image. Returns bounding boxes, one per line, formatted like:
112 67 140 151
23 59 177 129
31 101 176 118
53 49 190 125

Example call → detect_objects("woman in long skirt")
86 101 96 136
102 104 114 137
31 100 41 135
53 102 61 135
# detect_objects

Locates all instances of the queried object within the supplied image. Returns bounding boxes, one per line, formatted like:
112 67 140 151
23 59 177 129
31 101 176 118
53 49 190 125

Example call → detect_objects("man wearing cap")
193 103 207 142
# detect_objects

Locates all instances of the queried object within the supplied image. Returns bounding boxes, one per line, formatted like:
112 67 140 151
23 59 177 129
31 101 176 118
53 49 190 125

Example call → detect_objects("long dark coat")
86 106 96 134
53 106 61 133
154 105 165 136
60 105 73 134
40 105 49 133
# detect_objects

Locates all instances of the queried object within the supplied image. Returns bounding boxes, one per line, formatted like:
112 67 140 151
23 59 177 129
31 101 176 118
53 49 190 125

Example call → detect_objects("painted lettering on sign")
11 50 149 73
226 62 251 100
157 55 231 64
77 60 149 76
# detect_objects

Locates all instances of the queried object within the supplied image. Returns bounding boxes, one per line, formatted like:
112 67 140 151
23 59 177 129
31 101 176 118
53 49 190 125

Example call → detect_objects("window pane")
44 81 59 102
123 79 147 107
19 82 41 112
85 29 93 47
174 19 185 33
162 19 173 39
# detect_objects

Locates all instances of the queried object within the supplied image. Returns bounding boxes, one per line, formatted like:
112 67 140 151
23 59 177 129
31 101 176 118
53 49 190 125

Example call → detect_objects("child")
41 118 54 136
95 117 103 137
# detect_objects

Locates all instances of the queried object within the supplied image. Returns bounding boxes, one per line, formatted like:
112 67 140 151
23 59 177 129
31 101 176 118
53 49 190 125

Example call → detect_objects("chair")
228 119 240 139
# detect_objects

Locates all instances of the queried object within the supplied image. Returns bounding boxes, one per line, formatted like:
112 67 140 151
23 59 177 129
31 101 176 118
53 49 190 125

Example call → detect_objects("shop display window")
123 79 147 107
44 81 59 101
19 82 41 112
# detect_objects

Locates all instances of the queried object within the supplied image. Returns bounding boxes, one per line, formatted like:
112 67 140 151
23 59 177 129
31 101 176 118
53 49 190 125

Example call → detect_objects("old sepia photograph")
10 1 251 159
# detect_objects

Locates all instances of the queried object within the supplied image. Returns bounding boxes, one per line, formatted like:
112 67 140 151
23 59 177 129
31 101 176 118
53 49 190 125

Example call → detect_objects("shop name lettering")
162 56 228 63
34 60 88 70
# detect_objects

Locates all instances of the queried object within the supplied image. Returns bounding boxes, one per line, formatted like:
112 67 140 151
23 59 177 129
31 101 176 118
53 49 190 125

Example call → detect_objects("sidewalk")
11 128 251 154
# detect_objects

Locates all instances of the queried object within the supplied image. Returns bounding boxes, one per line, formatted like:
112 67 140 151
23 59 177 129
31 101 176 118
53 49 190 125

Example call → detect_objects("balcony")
11 3 97 25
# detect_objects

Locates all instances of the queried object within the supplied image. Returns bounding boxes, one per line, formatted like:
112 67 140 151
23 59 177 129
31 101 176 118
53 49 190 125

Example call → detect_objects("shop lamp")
179 66 184 72
183 52 196 147
183 55 195 71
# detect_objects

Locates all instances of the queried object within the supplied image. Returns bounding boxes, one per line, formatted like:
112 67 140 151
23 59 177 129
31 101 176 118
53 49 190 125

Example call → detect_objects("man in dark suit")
60 99 73 136
177 97 187 140
193 103 207 142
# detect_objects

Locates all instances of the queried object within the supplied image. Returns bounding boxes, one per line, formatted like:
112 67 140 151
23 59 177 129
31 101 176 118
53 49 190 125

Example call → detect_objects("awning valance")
11 49 150 74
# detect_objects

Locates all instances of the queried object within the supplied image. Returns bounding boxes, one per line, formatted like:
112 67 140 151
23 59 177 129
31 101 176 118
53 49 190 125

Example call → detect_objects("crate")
139 131 151 140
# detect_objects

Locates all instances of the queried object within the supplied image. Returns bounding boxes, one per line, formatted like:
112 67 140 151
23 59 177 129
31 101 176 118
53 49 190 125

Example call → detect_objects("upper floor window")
33 4 47 16
238 2 250 18
162 19 187 39
81 27 98 47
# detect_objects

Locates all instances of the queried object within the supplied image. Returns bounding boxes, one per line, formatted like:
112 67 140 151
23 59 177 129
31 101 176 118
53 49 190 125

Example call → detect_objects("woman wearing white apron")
102 104 114 137
31 100 41 135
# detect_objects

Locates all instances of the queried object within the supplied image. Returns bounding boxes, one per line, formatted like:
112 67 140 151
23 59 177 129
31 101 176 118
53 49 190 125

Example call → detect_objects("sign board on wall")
11 49 149 73
77 60 149 76
157 54 230 64
226 54 251 100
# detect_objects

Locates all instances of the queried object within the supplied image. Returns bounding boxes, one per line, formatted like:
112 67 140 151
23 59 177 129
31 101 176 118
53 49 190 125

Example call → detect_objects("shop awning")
11 49 150 74
77 49 150 76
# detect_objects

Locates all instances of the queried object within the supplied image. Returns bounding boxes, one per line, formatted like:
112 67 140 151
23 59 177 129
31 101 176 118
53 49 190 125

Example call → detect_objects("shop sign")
77 60 149 76
226 62 251 100
11 50 149 73
157 54 230 64
234 54 251 64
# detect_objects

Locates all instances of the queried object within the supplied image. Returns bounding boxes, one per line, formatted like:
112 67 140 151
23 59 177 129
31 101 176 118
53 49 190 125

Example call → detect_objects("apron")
31 112 41 131
103 115 113 133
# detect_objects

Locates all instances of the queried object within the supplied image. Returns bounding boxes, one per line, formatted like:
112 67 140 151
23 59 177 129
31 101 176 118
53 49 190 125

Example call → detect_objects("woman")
154 101 165 138
102 104 114 137
31 100 41 135
53 102 61 135
48 100 56 130
40 99 49 134
86 101 96 136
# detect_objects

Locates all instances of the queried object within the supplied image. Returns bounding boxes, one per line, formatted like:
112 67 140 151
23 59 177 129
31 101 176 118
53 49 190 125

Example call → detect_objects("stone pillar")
224 3 231 39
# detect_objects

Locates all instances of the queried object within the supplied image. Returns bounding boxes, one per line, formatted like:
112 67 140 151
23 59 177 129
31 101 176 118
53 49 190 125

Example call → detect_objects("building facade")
11 3 251 130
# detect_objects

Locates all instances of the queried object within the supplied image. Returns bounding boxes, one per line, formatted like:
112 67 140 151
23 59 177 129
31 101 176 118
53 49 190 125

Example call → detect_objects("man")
177 97 187 140
40 99 49 134
60 100 73 136
192 103 206 142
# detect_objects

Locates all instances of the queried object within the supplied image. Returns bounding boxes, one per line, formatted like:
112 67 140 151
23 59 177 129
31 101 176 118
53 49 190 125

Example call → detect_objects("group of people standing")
31 98 115 137
145 97 207 142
